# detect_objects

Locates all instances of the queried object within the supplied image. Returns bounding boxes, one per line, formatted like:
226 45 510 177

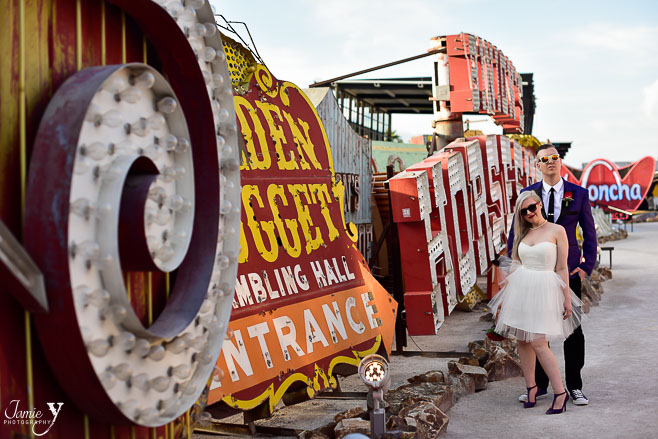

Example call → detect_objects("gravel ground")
195 222 658 438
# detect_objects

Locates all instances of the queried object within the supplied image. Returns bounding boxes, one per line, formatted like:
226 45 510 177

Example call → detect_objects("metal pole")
310 49 442 88
432 50 463 148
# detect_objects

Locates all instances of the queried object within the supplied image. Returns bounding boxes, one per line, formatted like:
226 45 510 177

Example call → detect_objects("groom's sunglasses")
538 154 560 164
520 203 539 216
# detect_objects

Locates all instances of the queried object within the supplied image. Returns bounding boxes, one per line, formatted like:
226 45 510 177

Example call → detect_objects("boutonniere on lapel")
563 191 574 207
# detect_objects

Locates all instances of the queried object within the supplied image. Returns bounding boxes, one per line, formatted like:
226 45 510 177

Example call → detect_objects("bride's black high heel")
546 391 569 414
523 385 538 408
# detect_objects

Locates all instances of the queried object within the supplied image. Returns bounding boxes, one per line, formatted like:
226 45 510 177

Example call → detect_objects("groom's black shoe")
518 387 547 402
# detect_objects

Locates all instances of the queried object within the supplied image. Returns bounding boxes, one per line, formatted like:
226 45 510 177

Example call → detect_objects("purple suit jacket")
507 180 597 276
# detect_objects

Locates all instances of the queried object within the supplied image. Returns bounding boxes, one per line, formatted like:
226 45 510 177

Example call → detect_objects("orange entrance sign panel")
207 62 397 413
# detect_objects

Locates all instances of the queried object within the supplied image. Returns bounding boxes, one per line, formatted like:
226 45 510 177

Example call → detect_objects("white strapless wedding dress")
488 241 585 342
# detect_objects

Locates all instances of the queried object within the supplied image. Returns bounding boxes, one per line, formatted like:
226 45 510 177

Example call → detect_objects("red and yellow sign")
561 157 656 211
209 65 397 410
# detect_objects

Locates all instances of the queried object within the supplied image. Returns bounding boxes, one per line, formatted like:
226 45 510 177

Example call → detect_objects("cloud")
642 79 658 120
568 23 658 55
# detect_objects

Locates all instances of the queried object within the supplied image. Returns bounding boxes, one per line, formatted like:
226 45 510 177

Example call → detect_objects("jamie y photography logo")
3 399 63 436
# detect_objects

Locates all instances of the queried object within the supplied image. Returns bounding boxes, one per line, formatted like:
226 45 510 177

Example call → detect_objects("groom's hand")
570 267 586 280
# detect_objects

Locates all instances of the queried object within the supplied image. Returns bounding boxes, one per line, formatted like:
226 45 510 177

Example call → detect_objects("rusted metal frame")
368 222 390 269
386 113 392 141
386 165 407 353
195 422 304 437
390 350 474 358
314 391 368 400
310 49 443 88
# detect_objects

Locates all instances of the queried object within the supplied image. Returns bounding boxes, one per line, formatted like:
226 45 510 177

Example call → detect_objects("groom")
507 144 597 405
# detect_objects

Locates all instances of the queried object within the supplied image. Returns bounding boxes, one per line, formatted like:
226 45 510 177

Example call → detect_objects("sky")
210 0 658 168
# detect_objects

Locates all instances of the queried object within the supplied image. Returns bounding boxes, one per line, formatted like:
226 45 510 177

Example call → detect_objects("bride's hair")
512 191 543 260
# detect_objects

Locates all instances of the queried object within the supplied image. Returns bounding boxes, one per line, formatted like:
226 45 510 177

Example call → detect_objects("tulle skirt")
488 265 585 342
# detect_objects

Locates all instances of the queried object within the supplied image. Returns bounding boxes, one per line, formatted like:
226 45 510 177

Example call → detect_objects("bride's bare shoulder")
547 223 567 239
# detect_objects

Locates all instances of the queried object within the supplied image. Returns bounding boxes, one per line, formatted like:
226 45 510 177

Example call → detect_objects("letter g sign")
23 0 240 427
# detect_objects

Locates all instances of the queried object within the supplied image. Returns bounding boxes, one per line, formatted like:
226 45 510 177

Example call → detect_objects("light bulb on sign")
166 338 186 354
204 22 217 37
104 75 129 95
168 194 185 211
101 110 123 128
156 97 178 114
200 47 216 62
162 134 178 151
87 338 110 357
216 255 229 270
171 364 192 379
212 366 224 382
212 74 224 87
111 363 132 381
159 398 179 415
130 118 150 137
100 371 117 389
131 373 150 391
218 108 230 122
99 305 127 324
134 71 156 89
150 376 170 393
70 198 92 219
132 339 151 357
148 186 167 205
119 87 142 104
74 240 100 262
83 288 111 307
154 209 172 227
175 137 190 153
148 113 167 131
83 142 108 160
155 244 175 261
148 345 166 361
114 331 137 351
85 103 101 123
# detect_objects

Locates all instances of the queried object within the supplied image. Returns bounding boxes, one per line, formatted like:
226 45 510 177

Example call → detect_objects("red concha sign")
561 157 656 211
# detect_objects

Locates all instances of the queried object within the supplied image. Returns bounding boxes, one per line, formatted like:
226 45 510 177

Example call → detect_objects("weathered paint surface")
207 65 396 413
0 1 188 437
389 135 539 334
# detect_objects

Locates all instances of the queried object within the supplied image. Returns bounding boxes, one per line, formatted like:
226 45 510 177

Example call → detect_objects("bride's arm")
555 227 572 318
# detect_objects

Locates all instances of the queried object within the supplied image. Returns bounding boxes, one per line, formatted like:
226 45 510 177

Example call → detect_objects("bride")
489 191 585 415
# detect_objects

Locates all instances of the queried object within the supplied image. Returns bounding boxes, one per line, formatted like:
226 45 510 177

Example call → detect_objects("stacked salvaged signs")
443 33 524 133
389 136 537 335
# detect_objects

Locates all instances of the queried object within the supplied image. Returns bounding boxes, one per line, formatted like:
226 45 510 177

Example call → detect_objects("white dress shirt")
542 178 564 222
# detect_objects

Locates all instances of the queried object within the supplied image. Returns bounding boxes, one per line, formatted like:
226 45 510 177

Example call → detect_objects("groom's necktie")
548 188 555 222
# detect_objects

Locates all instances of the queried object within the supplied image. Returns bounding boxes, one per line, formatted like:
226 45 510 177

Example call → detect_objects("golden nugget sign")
209 65 397 411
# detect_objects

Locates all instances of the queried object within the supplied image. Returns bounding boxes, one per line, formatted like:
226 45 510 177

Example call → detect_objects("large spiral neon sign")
23 0 240 427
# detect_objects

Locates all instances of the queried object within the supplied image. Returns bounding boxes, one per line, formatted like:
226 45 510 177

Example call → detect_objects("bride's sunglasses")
538 154 560 164
520 203 539 216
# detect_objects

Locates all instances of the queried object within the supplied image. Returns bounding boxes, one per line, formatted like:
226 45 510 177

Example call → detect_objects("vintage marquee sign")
561 157 656 212
389 135 539 334
207 61 396 413
443 33 523 133
2 2 397 436
1 0 243 436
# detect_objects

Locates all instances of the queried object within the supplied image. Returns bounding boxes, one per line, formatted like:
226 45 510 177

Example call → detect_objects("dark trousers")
535 276 585 391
